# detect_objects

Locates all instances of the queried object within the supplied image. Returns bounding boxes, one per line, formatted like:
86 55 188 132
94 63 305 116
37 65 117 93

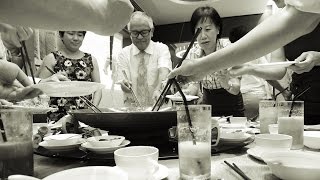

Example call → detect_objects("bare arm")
169 6 320 80
0 0 133 36
91 56 102 106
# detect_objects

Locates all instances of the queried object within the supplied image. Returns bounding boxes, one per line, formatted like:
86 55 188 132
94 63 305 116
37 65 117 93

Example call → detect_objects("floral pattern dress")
47 51 94 122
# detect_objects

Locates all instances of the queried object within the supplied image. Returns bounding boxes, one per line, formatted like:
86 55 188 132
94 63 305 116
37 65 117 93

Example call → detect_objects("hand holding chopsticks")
224 161 252 180
122 70 142 107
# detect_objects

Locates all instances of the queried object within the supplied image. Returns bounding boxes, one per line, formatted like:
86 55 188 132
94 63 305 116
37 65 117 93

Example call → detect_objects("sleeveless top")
47 51 94 122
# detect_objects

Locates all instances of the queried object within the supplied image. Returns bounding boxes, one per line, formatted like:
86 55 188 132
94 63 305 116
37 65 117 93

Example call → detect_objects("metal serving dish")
69 108 177 146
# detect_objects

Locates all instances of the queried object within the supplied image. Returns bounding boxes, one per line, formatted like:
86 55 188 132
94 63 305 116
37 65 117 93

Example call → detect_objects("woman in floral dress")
38 31 102 121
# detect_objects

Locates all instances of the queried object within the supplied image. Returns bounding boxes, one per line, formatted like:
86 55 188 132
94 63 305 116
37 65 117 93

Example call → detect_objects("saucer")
219 123 246 129
220 132 251 143
166 95 199 102
154 164 169 180
81 140 130 154
39 141 82 152
247 147 265 161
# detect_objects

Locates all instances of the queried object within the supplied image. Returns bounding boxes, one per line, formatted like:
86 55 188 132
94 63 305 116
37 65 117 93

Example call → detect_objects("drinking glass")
0 109 34 179
259 100 277 134
277 101 304 149
176 105 211 180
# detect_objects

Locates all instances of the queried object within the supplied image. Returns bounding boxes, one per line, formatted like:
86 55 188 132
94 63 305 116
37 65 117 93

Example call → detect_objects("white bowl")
255 134 292 150
43 134 82 146
262 151 320 180
87 135 125 147
304 131 320 149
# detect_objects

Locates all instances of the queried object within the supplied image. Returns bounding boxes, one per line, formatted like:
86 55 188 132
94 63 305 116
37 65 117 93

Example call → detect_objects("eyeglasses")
129 29 151 38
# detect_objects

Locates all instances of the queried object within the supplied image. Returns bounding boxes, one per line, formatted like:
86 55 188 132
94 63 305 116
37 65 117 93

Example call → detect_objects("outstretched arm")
0 0 133 35
169 5 320 80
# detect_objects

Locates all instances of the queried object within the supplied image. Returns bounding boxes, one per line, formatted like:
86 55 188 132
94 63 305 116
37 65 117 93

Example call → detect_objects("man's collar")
132 41 154 56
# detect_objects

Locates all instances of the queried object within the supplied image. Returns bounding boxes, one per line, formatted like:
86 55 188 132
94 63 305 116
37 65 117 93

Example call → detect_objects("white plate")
31 81 105 97
219 123 246 129
81 140 131 154
1 105 57 113
252 61 296 69
154 164 169 180
39 140 83 152
220 132 251 143
166 95 199 102
43 166 128 180
247 147 266 161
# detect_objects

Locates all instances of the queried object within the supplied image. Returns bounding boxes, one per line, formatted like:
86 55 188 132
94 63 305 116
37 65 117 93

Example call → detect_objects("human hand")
1 24 33 48
289 51 320 74
120 79 132 93
40 72 70 83
168 59 207 83
0 61 42 101
0 99 13 106
216 70 230 89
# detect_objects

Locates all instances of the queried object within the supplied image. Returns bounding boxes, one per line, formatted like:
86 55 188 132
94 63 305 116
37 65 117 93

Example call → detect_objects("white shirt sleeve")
157 43 172 70
285 0 320 13
115 48 130 84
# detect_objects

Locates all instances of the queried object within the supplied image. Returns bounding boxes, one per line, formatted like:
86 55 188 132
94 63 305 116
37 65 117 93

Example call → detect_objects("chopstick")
224 161 251 180
152 27 202 111
0 118 7 142
121 70 142 107
45 65 102 113
79 96 102 113
21 41 36 84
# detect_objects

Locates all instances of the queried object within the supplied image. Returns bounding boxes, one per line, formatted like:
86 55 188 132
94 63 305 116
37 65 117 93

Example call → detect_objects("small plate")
166 95 199 102
252 61 296 69
247 147 265 161
220 132 251 143
81 140 130 154
154 164 169 180
31 81 105 97
39 140 83 152
219 123 246 129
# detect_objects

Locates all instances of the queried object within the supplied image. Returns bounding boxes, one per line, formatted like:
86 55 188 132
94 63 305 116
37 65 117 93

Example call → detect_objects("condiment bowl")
43 134 82 146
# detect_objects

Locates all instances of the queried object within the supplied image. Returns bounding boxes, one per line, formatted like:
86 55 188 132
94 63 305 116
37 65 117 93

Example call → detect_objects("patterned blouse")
188 39 233 90
47 51 94 122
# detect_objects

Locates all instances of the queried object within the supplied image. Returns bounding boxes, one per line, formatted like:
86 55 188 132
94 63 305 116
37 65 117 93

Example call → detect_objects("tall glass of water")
277 101 304 149
176 105 211 180
0 109 33 179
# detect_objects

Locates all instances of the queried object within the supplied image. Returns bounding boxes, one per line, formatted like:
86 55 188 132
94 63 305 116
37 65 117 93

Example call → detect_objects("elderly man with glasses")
116 11 172 107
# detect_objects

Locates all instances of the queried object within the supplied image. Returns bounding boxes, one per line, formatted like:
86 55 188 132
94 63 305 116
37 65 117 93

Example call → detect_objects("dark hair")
190 6 222 39
229 26 249 43
59 31 87 38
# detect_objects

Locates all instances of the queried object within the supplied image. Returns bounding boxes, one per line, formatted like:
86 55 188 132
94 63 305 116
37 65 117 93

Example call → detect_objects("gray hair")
127 11 154 30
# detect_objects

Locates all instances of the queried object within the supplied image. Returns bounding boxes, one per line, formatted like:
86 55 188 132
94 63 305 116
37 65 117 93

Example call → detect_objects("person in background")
38 31 101 121
168 0 320 83
116 11 172 107
183 6 244 117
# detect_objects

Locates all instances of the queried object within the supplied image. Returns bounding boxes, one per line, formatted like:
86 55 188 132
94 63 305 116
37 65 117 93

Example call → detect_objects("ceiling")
131 0 270 25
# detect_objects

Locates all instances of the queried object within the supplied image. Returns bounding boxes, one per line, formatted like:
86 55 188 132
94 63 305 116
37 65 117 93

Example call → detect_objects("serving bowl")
87 135 125 147
255 134 292 150
304 131 320 149
262 151 320 180
43 134 83 146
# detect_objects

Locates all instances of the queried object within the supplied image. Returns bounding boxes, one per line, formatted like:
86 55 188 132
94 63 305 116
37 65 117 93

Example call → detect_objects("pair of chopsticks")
224 161 251 180
20 41 36 84
152 27 202 112
0 118 7 142
44 66 102 113
122 70 142 107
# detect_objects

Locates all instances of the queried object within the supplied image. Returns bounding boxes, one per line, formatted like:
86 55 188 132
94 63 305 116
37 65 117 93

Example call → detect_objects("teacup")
114 146 159 180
